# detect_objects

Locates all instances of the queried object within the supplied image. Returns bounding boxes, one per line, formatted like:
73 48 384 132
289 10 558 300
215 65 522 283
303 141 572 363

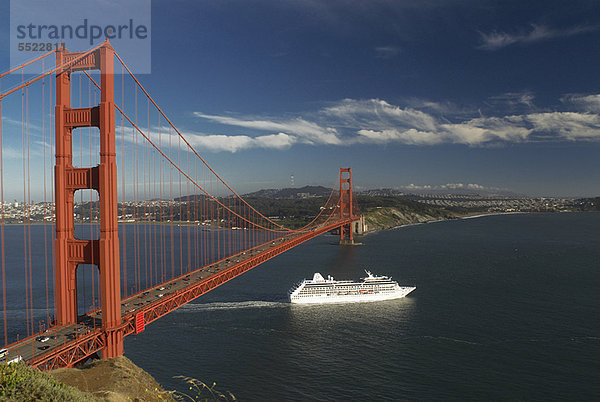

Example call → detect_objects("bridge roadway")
3 219 353 369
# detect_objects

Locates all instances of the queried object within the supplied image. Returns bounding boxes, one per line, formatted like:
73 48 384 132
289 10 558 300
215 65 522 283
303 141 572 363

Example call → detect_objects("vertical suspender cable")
120 63 127 297
210 176 213 263
194 157 198 269
161 121 164 281
132 83 137 294
227 185 231 258
186 145 190 272
49 68 55 325
169 126 174 280
22 76 30 337
77 74 85 315
157 114 161 282
143 100 148 290
178 133 182 276
94 89 100 309
42 61 50 327
148 98 154 287
151 102 156 285
151 104 156 285
158 114 164 282
134 85 139 294
0 76 7 345
27 84 33 334
216 181 220 261
27 85 34 336
89 76 96 311
202 165 206 266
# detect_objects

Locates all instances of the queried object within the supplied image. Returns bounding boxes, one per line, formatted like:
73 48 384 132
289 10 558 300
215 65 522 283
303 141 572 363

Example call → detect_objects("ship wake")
176 300 288 312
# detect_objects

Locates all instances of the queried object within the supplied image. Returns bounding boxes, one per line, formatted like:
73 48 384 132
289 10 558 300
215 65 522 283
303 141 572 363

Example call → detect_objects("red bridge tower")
339 168 355 244
54 40 123 358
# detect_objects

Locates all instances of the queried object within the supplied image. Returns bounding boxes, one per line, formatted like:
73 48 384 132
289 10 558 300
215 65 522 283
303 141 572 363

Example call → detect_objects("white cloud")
402 98 471 117
397 182 501 193
561 94 600 113
194 113 340 145
356 128 443 145
443 116 532 145
352 115 532 147
185 94 600 152
322 99 438 132
478 24 598 50
325 99 533 146
166 131 296 153
120 122 298 153
525 112 600 141
404 183 433 190
440 183 485 190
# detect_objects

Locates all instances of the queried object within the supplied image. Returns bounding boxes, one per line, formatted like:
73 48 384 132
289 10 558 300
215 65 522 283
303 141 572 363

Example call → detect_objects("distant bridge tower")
339 168 355 244
54 40 123 358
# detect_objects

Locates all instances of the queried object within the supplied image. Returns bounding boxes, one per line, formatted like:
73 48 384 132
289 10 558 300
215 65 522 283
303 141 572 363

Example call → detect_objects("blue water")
121 213 600 400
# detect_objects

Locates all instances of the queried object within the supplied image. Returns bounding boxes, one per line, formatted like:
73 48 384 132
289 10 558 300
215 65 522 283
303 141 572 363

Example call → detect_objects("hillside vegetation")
1 362 95 401
241 194 463 230
1 357 174 401
355 195 461 231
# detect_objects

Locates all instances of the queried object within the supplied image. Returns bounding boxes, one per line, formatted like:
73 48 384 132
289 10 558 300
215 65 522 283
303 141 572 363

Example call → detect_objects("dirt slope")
49 356 174 401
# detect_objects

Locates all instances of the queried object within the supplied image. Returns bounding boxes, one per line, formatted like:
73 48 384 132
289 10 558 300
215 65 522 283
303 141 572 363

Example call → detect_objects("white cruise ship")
288 270 416 304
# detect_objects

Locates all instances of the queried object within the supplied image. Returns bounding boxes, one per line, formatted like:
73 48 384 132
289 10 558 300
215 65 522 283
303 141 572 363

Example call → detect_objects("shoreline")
364 210 600 235
368 211 523 234
459 211 524 220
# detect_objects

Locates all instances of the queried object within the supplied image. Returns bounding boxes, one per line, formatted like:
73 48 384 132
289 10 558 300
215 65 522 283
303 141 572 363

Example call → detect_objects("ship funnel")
313 273 325 282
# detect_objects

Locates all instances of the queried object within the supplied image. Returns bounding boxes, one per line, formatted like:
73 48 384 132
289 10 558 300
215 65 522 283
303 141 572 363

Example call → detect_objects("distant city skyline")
2 0 600 198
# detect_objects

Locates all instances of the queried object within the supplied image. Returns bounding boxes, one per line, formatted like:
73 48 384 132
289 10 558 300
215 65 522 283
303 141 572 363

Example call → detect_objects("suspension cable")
82 72 298 233
0 43 105 100
82 70 340 234
112 51 298 232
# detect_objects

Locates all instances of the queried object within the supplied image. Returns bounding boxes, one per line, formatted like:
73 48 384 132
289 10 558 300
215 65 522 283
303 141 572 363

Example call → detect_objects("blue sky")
2 0 600 197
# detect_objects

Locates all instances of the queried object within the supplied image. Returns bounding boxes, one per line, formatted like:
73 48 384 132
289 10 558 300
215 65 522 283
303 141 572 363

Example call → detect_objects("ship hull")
289 286 416 304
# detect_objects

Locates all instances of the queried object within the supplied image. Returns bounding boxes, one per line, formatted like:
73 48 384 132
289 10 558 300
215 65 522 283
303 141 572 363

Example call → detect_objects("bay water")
122 212 600 400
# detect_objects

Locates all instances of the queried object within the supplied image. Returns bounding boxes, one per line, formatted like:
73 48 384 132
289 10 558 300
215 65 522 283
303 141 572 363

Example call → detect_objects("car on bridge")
8 356 22 364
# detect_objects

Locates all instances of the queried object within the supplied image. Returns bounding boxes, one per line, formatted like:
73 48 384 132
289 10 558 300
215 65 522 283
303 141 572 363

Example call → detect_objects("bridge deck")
3 219 352 369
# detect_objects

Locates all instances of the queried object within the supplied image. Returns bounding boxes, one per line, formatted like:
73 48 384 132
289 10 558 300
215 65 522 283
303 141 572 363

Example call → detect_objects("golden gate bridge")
0 40 361 369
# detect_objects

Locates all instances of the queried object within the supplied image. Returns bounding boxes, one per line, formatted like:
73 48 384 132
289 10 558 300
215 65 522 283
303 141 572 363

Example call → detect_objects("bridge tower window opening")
75 263 100 318
71 126 101 169
73 189 100 240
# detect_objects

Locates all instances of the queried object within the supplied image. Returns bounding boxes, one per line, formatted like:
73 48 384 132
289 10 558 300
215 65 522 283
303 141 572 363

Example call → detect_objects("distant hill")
360 187 525 198
235 193 465 231
174 194 209 202
175 186 523 202
355 195 462 231
243 185 332 199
